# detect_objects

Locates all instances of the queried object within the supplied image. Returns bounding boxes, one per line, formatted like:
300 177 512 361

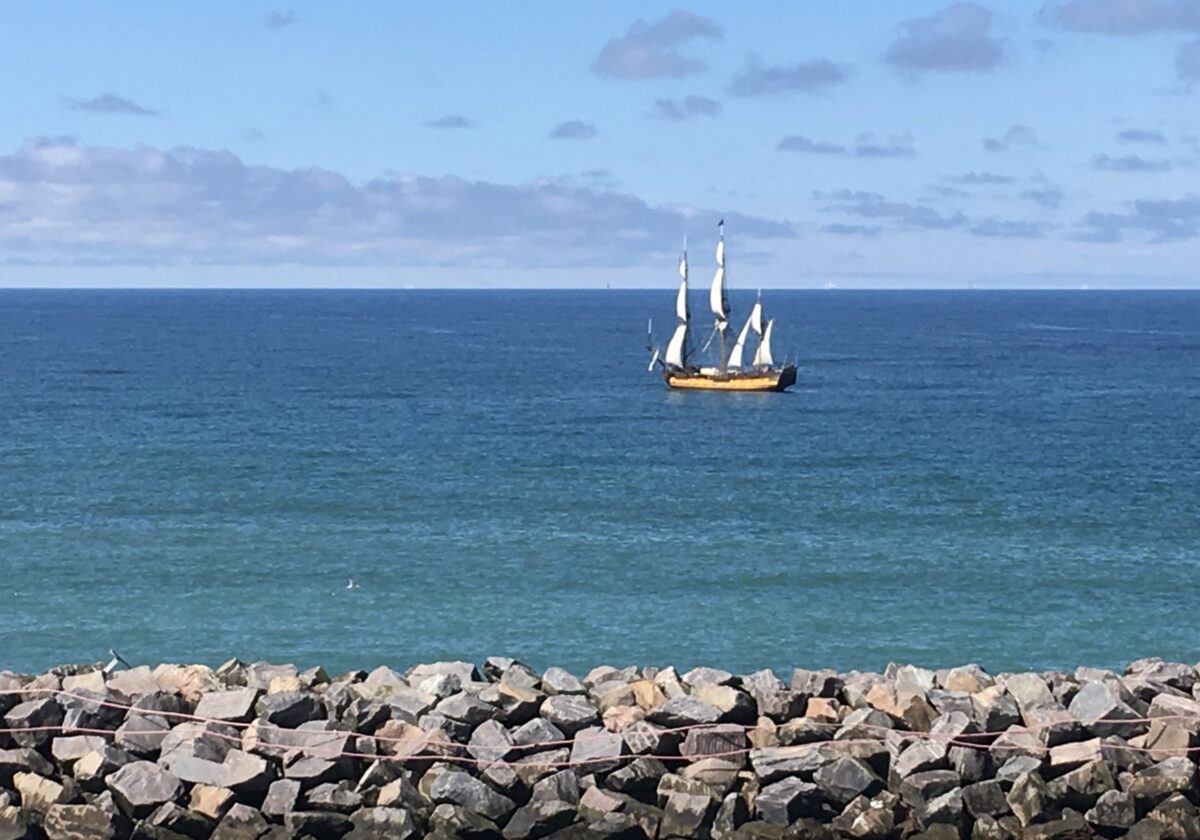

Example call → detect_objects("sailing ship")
648 221 797 392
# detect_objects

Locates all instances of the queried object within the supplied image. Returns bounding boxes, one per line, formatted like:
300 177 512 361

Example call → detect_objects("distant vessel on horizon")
648 220 797 392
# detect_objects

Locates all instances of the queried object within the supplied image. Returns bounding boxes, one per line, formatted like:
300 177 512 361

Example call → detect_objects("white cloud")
886 3 1005 74
728 56 852 97
594 11 722 79
0 137 793 268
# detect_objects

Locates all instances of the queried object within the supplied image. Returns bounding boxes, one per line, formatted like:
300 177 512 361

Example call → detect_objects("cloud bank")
729 56 852 96
549 121 598 140
650 96 721 121
1043 0 1200 34
65 94 159 117
1117 129 1167 144
887 3 1006 73
1043 0 1200 80
777 133 914 157
594 11 722 79
1092 153 1172 172
819 189 968 230
983 125 1038 152
819 186 1056 240
1077 196 1200 241
427 115 474 129
1179 39 1200 80
264 10 297 30
0 137 793 268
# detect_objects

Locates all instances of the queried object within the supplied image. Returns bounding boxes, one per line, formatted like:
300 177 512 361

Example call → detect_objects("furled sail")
675 278 688 323
727 313 754 369
664 322 689 368
753 319 775 367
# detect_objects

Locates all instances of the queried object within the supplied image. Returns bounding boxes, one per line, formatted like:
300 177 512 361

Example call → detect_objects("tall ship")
648 221 797 392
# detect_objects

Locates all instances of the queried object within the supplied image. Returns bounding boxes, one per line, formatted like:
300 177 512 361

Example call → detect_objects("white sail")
675 278 688 323
709 266 727 324
664 322 689 368
679 250 688 282
727 313 753 369
749 299 763 336
710 225 728 326
753 319 775 367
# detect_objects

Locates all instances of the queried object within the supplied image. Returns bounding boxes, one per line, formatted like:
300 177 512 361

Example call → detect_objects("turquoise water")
1 290 1197 676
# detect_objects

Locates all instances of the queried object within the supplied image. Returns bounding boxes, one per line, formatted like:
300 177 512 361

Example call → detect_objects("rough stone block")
502 798 576 839
812 757 880 806
43 803 125 840
14 771 76 813
1084 788 1135 831
105 760 182 819
305 781 363 814
1067 681 1144 739
188 784 235 822
255 691 325 728
605 757 668 797
748 744 833 784
468 718 515 763
430 770 516 822
541 668 586 696
346 806 419 840
0 748 55 786
646 695 721 729
194 689 260 723
540 695 601 736
755 776 820 825
569 726 627 775
4 698 63 748
680 724 746 763
659 792 718 838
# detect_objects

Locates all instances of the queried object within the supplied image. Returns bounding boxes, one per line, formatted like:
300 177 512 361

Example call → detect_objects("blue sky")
1 1 1198 287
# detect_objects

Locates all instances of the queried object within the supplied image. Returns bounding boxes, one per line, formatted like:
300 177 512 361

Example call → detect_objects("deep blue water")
1 289 1198 677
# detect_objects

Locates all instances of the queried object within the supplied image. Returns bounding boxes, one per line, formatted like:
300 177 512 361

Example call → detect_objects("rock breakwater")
2 656 1200 838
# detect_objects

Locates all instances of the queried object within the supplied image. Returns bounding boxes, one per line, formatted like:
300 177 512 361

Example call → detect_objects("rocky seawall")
1 657 1199 839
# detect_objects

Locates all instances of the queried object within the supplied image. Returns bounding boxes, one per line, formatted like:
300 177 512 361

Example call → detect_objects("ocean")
1 289 1197 678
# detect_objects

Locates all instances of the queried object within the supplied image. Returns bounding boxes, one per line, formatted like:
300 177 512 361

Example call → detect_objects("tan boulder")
267 675 302 695
106 666 162 699
61 671 106 694
602 704 645 733
1144 720 1196 761
14 772 75 813
630 680 667 711
806 697 842 724
865 683 905 720
749 717 779 749
153 664 219 704
189 784 235 821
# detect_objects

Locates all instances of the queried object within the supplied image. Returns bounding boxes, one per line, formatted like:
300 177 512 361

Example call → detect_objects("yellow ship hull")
664 365 797 392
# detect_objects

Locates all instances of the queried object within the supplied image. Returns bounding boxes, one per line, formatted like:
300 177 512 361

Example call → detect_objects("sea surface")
1 289 1198 678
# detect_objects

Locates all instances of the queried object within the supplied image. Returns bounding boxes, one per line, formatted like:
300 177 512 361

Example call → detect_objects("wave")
1024 322 1200 337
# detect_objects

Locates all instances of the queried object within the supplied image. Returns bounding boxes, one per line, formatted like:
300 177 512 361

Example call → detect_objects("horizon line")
1 285 1199 292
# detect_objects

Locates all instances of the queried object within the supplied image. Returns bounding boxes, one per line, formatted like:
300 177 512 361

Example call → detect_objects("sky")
1 1 1198 288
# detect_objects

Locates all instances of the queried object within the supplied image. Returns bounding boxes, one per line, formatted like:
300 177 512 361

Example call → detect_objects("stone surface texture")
0 656 1195 837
